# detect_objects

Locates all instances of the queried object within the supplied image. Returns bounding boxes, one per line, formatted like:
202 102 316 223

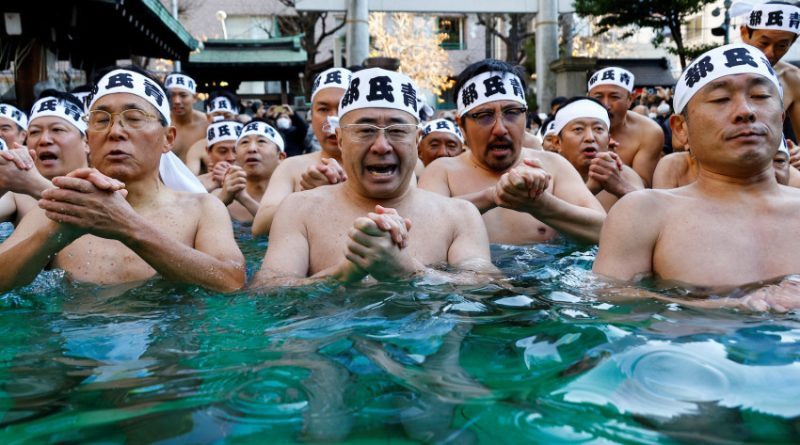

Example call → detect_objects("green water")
0 222 798 444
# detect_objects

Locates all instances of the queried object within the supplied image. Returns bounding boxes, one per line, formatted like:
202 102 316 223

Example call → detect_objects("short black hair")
553 96 611 135
550 96 568 110
205 90 241 114
453 59 527 106
89 65 169 126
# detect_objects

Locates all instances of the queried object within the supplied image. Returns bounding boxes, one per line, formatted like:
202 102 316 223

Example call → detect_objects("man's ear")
163 126 177 154
553 135 562 154
669 113 689 148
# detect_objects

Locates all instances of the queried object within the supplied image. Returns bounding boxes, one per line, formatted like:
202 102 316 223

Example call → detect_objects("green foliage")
574 0 718 67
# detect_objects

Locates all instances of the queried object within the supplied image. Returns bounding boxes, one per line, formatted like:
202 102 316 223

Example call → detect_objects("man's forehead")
470 99 524 113
588 84 629 96
424 132 461 143
564 117 608 128
699 72 776 93
30 115 76 129
341 107 417 124
0 116 16 127
93 92 157 112
313 87 344 106
750 28 797 43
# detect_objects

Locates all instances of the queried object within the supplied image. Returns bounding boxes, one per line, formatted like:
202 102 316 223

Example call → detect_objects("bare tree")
277 0 347 98
476 13 536 64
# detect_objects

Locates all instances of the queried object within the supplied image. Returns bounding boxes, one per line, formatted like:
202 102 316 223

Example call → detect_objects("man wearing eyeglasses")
0 67 245 293
419 59 605 244
252 68 497 286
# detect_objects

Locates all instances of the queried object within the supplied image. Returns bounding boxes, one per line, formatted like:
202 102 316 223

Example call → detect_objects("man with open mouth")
0 66 245 293
252 68 498 286
551 97 643 212
0 91 89 227
419 58 606 244
251 67 353 236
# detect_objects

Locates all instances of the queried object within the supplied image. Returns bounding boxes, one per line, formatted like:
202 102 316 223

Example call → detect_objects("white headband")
207 121 243 147
238 121 285 152
543 121 557 137
779 137 789 157
339 68 422 122
206 96 236 114
587 67 635 93
553 99 610 135
311 68 351 102
420 119 464 143
0 138 6 151
164 73 197 94
30 96 87 134
159 151 207 194
89 69 171 126
744 3 800 34
0 103 28 130
456 71 526 117
674 43 782 114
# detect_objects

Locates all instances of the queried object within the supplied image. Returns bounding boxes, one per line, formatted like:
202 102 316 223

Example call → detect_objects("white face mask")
276 117 291 129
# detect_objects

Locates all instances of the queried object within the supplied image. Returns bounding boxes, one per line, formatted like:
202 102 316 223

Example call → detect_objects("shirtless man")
0 67 245 292
217 119 285 223
251 68 351 235
594 44 800 303
196 120 242 191
184 91 242 174
552 97 644 212
417 118 465 166
0 91 89 226
740 1 800 142
0 103 28 147
252 68 496 286
587 67 664 186
164 73 207 162
418 59 605 244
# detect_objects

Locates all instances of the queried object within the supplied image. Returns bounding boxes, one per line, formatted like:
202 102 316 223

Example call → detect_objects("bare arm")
630 124 664 187
235 192 261 217
0 192 16 224
445 200 501 282
418 159 497 213
652 154 680 189
537 154 606 243
185 139 208 176
0 209 80 292
251 160 299 236
592 191 660 280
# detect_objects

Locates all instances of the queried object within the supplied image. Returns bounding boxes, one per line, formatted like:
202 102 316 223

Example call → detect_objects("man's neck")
320 147 342 162
124 174 165 208
173 112 193 125
246 176 269 201
694 165 778 196
610 112 629 132
341 179 413 209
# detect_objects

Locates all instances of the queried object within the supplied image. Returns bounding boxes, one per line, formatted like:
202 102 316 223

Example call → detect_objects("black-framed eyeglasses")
466 106 527 127
340 123 419 144
82 109 159 132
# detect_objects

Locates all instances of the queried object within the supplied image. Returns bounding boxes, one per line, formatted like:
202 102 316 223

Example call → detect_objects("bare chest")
654 203 800 285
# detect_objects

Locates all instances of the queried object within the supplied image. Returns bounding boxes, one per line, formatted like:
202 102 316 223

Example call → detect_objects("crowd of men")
1 1 800 311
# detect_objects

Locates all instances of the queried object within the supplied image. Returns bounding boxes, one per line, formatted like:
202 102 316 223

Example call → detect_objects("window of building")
685 16 703 42
438 17 465 50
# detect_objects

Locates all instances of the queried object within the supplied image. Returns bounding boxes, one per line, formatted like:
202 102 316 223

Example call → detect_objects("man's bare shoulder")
426 151 471 171
610 188 674 216
275 151 321 174
627 110 663 136
523 148 574 172
658 151 691 171
191 110 208 125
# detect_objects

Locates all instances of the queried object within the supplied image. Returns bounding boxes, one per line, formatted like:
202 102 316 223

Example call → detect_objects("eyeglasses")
340 123 419 144
466 107 527 127
82 109 159 132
